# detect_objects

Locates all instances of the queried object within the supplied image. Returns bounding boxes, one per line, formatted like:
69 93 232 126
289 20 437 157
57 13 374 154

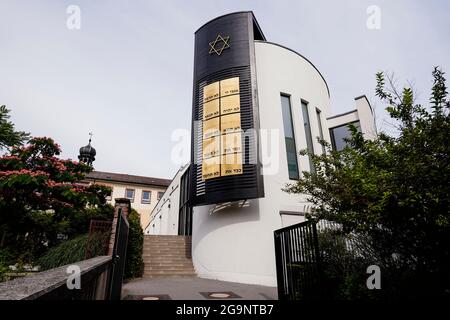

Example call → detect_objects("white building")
85 171 171 228
145 164 190 236
145 12 376 287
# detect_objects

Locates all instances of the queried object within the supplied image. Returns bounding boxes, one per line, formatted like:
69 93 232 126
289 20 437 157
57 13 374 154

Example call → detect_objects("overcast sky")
1 0 449 179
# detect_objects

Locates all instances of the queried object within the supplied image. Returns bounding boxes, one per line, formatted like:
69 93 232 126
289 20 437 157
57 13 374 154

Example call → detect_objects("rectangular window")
157 191 164 201
106 187 113 201
141 190 151 204
125 188 135 202
302 101 315 173
329 121 361 151
281 94 299 180
316 108 326 155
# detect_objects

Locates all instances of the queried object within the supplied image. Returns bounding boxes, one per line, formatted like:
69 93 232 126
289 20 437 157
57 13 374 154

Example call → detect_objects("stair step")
143 271 196 276
144 265 195 269
144 260 192 263
142 235 195 277
143 246 191 249
143 263 193 266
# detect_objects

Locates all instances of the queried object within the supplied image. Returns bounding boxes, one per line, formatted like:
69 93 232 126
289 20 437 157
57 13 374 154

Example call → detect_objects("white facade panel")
192 42 332 286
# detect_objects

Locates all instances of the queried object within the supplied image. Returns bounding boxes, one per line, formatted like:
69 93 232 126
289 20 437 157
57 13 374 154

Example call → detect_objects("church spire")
78 132 96 166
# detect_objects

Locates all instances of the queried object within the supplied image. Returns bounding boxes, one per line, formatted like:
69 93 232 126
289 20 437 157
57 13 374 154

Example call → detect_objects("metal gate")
108 208 129 300
274 221 322 300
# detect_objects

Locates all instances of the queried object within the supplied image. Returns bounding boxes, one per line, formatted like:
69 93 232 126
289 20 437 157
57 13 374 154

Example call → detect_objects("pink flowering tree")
0 137 112 262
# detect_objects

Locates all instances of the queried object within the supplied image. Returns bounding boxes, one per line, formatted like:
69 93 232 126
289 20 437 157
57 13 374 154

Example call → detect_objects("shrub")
124 209 143 279
0 248 16 267
318 228 381 300
0 264 8 282
36 232 108 270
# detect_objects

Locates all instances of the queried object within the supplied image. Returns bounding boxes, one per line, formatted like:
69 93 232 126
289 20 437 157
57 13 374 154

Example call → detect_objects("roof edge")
86 170 172 187
255 40 330 98
195 11 265 40
326 109 357 120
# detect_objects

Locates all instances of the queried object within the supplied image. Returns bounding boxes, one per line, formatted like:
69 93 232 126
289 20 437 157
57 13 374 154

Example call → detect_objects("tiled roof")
86 171 171 187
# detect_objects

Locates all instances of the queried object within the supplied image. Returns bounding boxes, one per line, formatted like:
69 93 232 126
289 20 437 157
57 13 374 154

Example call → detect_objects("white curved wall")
192 42 332 287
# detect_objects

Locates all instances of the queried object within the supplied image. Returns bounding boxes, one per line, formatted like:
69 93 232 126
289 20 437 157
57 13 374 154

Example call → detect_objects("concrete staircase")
142 235 196 277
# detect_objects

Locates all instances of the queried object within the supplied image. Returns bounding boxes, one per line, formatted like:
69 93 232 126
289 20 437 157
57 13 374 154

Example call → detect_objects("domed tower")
78 133 96 166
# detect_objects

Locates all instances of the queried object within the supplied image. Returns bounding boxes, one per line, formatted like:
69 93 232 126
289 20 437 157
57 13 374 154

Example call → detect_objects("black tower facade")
190 12 265 206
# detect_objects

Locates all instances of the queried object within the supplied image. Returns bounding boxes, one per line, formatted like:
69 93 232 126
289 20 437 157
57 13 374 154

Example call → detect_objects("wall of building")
354 96 377 139
191 41 332 287
327 95 376 138
144 40 376 288
144 165 189 235
94 181 166 229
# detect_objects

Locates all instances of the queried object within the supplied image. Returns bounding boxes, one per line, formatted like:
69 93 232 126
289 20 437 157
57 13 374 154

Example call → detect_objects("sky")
1 0 449 179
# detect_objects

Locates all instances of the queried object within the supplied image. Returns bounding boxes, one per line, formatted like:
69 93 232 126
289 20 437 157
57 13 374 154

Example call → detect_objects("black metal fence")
85 220 113 259
0 208 129 300
0 256 112 300
274 220 322 300
108 208 129 300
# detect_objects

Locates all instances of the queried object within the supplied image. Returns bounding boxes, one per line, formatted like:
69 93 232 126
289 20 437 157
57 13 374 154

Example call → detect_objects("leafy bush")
36 232 108 270
0 264 8 282
0 248 16 267
317 228 378 300
124 209 143 279
284 68 450 299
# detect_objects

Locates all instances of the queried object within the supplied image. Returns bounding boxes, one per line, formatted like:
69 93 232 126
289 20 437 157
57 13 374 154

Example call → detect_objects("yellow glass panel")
203 99 220 120
220 77 240 97
203 81 220 103
221 132 242 155
202 156 220 180
220 95 240 115
220 113 241 135
203 117 220 139
202 136 220 159
221 153 243 176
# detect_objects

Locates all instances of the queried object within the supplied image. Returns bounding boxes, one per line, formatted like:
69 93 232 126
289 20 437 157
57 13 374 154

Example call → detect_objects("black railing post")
107 199 130 300
273 231 285 300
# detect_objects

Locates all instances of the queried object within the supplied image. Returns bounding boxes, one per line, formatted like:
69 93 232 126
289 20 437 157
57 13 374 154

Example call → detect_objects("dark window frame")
124 188 135 202
315 107 326 155
141 190 151 204
329 120 361 151
280 93 300 180
301 99 315 173
178 168 193 236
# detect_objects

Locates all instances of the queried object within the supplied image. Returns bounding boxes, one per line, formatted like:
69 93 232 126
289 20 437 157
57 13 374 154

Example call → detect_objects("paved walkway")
122 277 278 300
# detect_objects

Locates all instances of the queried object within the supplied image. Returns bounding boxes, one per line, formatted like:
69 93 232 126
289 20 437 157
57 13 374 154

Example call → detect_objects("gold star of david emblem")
209 34 230 56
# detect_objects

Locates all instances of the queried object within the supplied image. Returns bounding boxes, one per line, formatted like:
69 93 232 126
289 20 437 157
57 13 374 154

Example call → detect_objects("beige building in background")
85 171 171 228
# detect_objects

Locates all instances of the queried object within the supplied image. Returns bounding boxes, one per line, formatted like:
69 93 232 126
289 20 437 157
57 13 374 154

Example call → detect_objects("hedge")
124 209 144 279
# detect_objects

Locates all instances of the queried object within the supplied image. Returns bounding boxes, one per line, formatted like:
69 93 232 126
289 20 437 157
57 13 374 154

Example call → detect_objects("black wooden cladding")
190 12 265 206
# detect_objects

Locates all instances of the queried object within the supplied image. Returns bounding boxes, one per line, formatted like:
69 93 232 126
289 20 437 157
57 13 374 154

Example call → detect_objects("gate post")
107 198 130 300
108 198 131 256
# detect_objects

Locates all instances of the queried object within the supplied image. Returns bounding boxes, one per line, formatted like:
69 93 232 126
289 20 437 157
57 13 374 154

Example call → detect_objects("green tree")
284 67 450 299
0 136 112 262
0 105 29 150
